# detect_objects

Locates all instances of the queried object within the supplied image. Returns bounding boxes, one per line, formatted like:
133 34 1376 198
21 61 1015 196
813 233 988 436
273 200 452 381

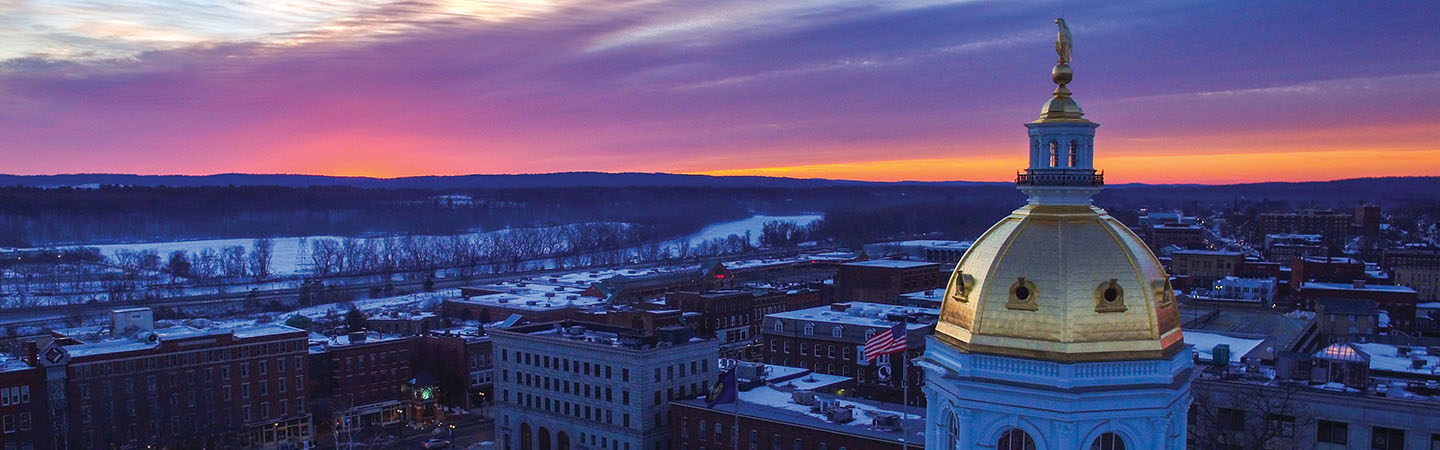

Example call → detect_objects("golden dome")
934 203 1184 362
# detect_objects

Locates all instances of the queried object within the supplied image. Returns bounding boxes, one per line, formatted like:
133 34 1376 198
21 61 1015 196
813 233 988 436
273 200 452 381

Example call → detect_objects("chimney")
23 341 38 366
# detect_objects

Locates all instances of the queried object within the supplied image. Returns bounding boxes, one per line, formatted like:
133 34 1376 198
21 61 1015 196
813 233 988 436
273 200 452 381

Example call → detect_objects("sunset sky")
1 1 1437 183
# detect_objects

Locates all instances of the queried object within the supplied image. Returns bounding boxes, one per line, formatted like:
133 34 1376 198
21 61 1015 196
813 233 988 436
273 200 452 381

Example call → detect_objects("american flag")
864 322 907 361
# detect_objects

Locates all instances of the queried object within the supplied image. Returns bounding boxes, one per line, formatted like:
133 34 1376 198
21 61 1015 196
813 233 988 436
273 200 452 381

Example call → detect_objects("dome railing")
1015 170 1104 186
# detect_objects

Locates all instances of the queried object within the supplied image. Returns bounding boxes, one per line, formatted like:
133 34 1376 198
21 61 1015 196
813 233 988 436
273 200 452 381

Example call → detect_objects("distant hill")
5 172 1435 197
0 172 929 189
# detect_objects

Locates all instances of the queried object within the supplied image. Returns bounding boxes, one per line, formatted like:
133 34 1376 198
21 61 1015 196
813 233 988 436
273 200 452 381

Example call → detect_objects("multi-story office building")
491 321 718 450
48 309 311 449
1148 222 1206 252
761 302 937 405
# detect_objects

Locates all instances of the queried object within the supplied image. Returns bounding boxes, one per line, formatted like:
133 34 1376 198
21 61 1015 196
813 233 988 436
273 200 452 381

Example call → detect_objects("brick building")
0 357 46 450
1147 222 1206 252
666 288 824 359
1169 250 1246 286
308 332 416 435
833 260 945 304
1383 246 1440 302
415 326 494 410
49 310 311 449
670 384 922 450
1298 281 1420 332
1258 209 1352 246
761 302 937 406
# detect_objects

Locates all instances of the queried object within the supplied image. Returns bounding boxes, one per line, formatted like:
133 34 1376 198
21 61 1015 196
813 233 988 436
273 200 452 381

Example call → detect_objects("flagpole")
900 346 909 450
732 394 740 450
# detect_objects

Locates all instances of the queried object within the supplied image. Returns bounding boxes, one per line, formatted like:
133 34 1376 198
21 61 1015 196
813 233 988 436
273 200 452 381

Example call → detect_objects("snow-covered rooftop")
843 259 937 269
768 302 938 330
676 385 923 445
66 323 302 358
451 282 605 311
1353 342 1440 376
1184 331 1266 363
1302 282 1417 293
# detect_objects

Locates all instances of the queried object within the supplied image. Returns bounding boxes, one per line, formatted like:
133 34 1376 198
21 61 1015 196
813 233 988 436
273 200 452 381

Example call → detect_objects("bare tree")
250 238 274 280
1189 380 1313 450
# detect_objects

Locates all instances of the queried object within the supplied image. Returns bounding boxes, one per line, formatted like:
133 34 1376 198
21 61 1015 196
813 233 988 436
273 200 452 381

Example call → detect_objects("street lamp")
448 424 455 439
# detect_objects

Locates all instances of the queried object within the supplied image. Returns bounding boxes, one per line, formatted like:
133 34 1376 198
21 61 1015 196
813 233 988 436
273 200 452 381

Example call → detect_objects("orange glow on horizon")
690 149 1440 184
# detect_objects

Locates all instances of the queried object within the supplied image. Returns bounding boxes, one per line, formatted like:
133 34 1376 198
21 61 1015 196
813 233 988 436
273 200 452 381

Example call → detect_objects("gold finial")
1036 18 1087 123
1052 18 1073 93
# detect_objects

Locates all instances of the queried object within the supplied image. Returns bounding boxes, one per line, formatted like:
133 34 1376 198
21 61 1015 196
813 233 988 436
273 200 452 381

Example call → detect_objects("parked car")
423 439 451 449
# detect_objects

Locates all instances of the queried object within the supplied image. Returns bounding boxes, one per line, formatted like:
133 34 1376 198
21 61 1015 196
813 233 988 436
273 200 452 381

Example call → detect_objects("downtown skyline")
2 0 1438 184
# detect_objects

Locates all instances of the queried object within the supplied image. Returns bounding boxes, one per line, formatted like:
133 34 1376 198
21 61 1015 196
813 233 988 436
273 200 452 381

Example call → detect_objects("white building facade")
492 321 718 450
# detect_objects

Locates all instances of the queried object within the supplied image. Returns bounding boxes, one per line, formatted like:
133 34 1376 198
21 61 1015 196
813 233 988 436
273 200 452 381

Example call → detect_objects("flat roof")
768 302 938 330
65 323 303 358
1302 282 1417 293
842 259 938 269
1173 249 1245 256
675 385 923 445
1353 342 1440 376
1184 331 1266 363
451 282 606 311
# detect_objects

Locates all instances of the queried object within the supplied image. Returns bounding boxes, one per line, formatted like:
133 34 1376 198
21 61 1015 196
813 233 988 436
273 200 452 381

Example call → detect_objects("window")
843 347 851 360
1090 432 1125 450
1068 141 1078 167
681 418 689 437
773 322 782 332
1048 141 1059 167
750 431 758 450
699 420 707 441
793 438 801 450
1266 414 1295 438
1218 408 1245 430
864 330 875 340
828 346 835 358
800 344 807 356
771 434 781 450
803 323 814 336
831 326 842 338
783 341 790 354
1372 426 1404 450
714 422 724 443
998 429 1036 450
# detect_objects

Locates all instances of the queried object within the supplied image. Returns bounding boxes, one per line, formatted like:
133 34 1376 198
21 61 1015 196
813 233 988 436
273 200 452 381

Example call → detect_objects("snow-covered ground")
680 214 822 246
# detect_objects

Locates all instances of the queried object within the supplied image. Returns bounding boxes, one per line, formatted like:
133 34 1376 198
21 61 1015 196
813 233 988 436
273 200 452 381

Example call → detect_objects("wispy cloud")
0 0 1437 181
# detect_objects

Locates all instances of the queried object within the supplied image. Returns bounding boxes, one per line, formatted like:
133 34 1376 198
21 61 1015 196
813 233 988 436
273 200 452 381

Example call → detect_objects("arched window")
803 323 814 336
1091 432 1126 450
832 326 843 338
538 427 551 450
1068 140 1078 167
774 321 783 332
864 329 876 340
557 431 571 450
946 412 960 450
1048 141 1059 167
520 423 533 450
998 429 1036 450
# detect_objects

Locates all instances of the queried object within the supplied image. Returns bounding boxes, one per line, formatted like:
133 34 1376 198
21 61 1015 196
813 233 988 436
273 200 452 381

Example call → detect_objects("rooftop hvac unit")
525 300 539 306
790 391 816 406
823 405 854 423
1212 344 1231 366
736 362 766 381
567 295 579 300
568 326 586 335
872 414 901 431
815 397 840 412
545 292 556 298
